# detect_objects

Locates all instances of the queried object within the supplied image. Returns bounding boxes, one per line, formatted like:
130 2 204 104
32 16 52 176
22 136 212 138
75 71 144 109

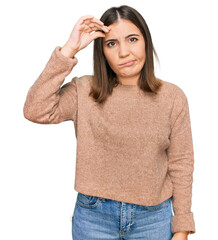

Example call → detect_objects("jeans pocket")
76 192 100 209
142 197 171 211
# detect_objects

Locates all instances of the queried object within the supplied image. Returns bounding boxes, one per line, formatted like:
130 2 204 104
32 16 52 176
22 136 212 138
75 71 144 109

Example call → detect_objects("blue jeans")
71 192 174 240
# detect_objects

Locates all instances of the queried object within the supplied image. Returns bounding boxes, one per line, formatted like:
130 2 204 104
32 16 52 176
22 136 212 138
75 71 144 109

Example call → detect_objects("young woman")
23 5 195 240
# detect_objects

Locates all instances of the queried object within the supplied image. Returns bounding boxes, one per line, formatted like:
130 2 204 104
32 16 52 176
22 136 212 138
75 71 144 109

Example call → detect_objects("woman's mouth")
119 60 136 67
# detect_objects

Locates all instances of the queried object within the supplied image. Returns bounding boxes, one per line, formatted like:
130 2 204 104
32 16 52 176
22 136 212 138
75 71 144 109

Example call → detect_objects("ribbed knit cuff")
54 46 78 66
171 212 196 234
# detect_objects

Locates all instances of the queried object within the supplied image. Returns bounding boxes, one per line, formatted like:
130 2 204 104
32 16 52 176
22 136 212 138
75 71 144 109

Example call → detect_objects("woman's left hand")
171 231 189 240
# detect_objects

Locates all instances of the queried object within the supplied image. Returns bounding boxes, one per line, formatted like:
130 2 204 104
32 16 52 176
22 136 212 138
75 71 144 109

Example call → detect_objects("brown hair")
89 5 162 104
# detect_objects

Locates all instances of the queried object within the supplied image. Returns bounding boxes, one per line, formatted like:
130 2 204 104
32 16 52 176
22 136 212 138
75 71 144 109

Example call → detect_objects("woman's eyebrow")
104 33 140 43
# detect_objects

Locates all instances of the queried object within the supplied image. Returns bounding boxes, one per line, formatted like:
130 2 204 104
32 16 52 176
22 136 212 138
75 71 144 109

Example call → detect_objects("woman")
23 5 195 240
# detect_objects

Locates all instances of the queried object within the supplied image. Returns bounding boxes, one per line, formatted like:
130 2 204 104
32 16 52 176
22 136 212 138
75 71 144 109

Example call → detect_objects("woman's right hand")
61 15 110 58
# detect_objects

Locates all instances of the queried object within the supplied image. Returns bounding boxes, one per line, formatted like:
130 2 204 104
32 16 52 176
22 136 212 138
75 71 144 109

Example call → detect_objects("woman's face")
103 19 146 84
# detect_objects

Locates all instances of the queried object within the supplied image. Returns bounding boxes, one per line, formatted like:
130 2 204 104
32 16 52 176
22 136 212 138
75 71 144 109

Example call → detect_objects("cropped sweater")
23 46 196 234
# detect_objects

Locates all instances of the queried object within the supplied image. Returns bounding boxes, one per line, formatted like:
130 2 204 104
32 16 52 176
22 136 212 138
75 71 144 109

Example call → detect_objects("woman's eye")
107 42 115 47
130 37 138 42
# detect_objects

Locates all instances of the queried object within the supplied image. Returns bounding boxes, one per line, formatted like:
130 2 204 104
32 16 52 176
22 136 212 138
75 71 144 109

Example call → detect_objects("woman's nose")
119 43 130 58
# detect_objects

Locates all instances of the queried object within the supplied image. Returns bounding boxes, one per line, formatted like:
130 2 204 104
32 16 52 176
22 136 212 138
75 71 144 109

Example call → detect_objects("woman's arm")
24 15 109 124
23 46 78 124
167 89 196 235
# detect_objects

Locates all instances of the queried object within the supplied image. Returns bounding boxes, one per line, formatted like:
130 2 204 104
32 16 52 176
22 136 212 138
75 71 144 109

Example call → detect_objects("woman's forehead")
105 20 141 39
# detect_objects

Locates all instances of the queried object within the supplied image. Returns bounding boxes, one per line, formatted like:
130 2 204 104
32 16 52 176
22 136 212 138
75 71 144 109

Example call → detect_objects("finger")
88 18 104 26
83 18 106 29
82 16 104 25
77 15 94 25
80 15 95 21
77 18 104 32
83 19 103 29
90 31 106 41
81 22 109 34
88 23 109 32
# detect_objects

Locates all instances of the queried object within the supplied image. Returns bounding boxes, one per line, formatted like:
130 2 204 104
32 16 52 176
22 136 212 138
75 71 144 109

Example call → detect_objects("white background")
0 0 217 239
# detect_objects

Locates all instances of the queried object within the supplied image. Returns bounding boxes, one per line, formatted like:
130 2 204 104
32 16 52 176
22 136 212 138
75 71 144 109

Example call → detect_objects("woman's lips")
119 60 136 67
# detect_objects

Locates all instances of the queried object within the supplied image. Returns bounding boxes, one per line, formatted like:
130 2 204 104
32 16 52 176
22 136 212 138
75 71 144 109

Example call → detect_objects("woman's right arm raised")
23 15 110 124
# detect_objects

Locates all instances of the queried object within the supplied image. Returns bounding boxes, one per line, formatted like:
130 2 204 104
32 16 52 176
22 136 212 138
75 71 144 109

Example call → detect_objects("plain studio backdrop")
0 0 217 239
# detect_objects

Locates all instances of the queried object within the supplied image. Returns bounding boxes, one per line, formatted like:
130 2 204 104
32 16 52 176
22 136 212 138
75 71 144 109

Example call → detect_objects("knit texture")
23 46 196 234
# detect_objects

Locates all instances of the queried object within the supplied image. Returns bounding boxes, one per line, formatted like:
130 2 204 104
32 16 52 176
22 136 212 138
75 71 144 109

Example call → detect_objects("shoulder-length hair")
89 5 163 104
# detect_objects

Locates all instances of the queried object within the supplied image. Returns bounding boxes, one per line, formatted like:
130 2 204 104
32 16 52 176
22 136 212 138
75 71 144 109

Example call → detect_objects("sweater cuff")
171 212 196 234
54 46 78 66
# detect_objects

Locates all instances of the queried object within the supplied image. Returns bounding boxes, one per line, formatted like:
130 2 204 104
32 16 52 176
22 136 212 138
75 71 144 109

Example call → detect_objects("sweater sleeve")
167 90 196 234
23 46 78 124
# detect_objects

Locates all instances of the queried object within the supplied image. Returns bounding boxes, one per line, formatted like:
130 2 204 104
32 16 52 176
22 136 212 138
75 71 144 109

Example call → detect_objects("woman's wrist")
60 43 77 59
175 231 189 235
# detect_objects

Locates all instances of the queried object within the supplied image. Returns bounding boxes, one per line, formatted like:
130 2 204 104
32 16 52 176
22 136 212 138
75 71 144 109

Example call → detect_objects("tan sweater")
23 46 196 234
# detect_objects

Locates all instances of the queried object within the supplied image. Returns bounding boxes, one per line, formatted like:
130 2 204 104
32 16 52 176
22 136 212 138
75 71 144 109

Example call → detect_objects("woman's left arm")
167 89 196 236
